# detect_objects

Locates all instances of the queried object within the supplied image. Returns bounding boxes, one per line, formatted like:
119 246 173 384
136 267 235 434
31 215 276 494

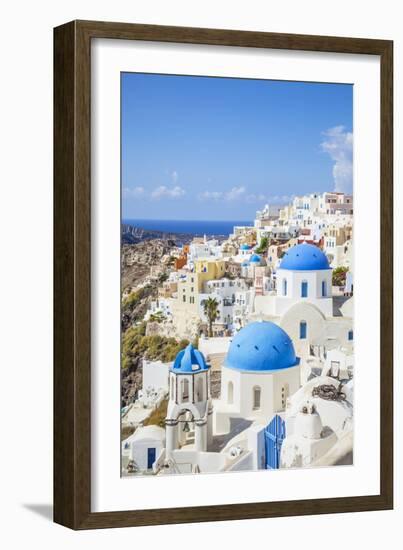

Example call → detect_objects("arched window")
170 375 175 400
228 381 234 405
282 278 287 296
181 378 189 402
322 280 327 297
300 321 307 339
253 386 261 410
301 281 308 298
196 377 204 402
281 384 289 409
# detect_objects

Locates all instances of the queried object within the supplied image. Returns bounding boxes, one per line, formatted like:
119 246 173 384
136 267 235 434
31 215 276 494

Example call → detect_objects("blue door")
264 415 286 469
147 447 156 469
301 281 308 297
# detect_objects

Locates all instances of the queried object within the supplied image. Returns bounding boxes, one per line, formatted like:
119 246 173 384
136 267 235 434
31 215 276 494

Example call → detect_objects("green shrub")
149 311 166 323
123 286 152 309
121 322 189 369
332 266 348 286
256 236 269 254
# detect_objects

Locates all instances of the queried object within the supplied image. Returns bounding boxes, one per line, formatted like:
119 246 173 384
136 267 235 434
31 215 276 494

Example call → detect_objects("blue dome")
240 243 250 250
249 254 262 263
171 344 209 373
224 321 299 372
279 243 330 271
241 261 249 267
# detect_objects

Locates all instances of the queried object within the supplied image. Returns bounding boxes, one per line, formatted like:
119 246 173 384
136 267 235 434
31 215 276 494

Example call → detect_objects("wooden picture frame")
54 20 393 530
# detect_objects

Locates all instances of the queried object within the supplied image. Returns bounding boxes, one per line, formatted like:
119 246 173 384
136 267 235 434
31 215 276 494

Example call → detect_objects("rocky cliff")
121 238 177 405
122 223 193 246
122 239 175 289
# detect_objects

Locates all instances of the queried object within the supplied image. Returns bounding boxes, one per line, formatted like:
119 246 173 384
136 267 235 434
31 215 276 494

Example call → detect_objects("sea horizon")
123 218 254 236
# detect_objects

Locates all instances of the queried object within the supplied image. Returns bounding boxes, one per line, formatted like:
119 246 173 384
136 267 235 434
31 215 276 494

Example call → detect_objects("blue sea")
123 218 253 237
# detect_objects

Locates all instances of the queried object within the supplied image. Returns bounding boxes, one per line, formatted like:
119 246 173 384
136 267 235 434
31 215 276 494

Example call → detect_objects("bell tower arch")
165 344 213 457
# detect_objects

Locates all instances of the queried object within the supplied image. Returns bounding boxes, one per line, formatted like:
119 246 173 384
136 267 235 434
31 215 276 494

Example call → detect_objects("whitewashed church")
123 317 353 475
252 243 353 361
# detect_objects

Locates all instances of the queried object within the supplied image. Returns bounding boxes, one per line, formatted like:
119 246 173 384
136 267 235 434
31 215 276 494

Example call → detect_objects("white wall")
1 1 401 549
280 301 327 343
130 438 165 471
142 359 170 392
220 365 300 421
275 268 333 317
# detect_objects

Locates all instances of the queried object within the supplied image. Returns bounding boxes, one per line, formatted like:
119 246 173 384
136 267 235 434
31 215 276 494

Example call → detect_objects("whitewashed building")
144 297 173 321
214 321 301 434
253 243 353 356
188 237 222 263
122 425 166 473
124 320 352 476
197 277 254 334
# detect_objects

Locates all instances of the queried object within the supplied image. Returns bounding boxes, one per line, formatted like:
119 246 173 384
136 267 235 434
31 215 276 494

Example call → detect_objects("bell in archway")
183 421 190 433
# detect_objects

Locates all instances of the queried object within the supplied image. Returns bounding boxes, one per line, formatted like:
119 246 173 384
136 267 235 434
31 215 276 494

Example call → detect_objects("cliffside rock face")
122 239 176 290
121 362 142 407
122 223 194 246
122 224 166 244
121 239 177 331
146 315 201 342
121 238 177 404
121 285 155 332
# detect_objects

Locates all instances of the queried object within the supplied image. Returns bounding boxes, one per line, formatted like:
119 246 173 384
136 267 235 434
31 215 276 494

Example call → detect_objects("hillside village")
121 191 354 475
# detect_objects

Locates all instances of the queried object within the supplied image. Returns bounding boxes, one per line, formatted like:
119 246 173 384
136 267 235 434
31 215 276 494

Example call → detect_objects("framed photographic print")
54 20 393 529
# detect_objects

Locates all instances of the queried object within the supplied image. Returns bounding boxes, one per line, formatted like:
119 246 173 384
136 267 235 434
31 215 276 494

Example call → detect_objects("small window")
170 377 175 400
181 378 189 402
301 281 308 298
330 361 340 377
228 381 234 405
281 384 289 409
182 295 186 302
300 321 307 339
322 280 327 297
348 329 353 341
282 278 287 296
196 377 204 401
253 386 261 410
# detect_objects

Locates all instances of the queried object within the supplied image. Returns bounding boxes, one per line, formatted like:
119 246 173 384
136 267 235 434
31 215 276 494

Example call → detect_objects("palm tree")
203 297 219 337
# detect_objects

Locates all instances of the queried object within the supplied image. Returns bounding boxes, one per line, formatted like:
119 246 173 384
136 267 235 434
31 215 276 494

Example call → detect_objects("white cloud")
321 126 353 193
151 185 186 199
271 194 295 204
198 190 224 201
246 193 268 203
197 186 295 206
246 193 294 205
198 186 246 202
122 186 145 198
225 186 246 201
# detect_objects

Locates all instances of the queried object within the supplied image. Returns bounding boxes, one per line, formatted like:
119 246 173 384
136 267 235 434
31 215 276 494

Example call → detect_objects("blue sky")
122 73 353 221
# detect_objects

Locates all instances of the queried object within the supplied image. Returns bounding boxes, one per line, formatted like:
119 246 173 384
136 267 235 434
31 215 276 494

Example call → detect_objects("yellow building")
171 259 226 338
177 259 226 310
323 224 353 245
